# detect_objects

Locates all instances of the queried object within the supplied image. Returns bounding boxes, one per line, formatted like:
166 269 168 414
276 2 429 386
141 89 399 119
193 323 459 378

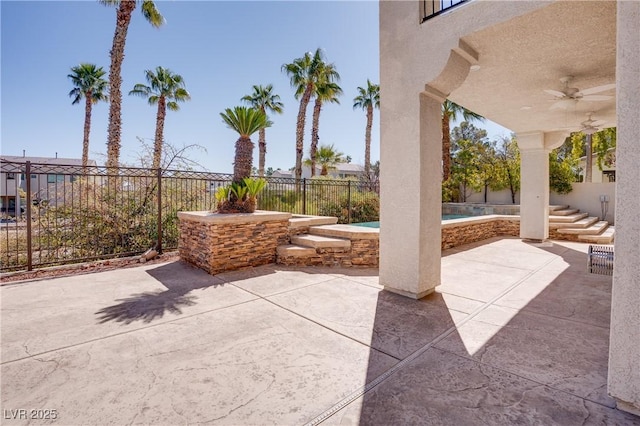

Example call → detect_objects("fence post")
302 178 307 215
157 168 163 254
25 161 33 271
347 180 352 224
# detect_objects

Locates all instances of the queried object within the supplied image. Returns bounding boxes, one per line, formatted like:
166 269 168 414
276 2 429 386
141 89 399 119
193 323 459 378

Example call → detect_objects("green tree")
282 48 329 180
446 122 487 202
129 66 190 170
353 79 380 180
571 128 616 182
101 0 164 169
310 68 342 177
493 136 520 204
220 106 272 183
67 63 109 169
305 144 344 176
442 100 484 181
241 84 284 177
549 137 579 194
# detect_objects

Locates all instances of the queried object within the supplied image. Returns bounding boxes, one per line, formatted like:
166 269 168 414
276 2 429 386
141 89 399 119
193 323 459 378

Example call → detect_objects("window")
47 174 64 183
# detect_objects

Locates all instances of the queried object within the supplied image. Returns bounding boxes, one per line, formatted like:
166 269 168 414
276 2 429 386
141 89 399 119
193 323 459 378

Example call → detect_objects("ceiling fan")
544 76 615 110
580 112 606 135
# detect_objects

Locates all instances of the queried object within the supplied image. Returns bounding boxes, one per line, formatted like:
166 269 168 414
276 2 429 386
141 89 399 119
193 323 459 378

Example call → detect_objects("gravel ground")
0 251 181 285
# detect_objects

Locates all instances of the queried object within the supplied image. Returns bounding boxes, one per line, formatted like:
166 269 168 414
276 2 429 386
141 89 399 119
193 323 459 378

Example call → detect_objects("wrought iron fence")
422 0 468 22
0 161 379 272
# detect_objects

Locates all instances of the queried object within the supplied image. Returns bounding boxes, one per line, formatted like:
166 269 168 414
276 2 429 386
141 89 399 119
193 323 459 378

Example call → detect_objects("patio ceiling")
448 1 616 135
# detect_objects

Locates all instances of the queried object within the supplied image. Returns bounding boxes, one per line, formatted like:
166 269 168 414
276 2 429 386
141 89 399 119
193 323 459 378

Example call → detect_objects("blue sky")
1 0 510 173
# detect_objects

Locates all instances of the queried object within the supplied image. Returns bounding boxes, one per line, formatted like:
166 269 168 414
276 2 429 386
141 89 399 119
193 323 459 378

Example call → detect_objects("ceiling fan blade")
592 120 606 127
581 95 613 101
580 83 616 96
544 89 566 98
550 100 574 110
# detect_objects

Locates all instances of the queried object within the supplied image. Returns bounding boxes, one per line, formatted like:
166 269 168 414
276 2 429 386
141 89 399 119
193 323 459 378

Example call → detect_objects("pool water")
353 214 472 228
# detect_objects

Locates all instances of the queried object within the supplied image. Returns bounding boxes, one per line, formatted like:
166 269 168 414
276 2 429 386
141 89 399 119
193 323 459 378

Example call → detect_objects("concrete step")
309 224 379 240
550 208 579 216
549 205 570 213
291 234 351 249
557 220 609 235
550 216 599 229
276 244 316 257
288 215 338 230
549 212 589 223
579 226 615 244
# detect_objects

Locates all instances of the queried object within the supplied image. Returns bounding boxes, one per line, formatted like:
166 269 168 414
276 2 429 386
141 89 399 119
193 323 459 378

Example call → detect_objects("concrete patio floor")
1 237 639 425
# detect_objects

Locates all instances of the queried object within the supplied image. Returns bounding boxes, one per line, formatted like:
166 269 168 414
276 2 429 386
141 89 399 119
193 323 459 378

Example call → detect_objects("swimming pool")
353 214 472 228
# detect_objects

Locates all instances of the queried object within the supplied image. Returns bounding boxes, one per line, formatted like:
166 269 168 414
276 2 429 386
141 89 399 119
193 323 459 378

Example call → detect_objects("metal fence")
0 161 379 272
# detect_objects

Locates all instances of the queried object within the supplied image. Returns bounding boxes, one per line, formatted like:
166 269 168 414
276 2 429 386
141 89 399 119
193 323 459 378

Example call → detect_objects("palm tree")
241 84 284 177
101 0 164 169
353 79 380 180
442 100 484 181
129 67 190 170
220 106 272 183
68 63 109 170
282 48 328 180
306 144 344 176
310 68 342 177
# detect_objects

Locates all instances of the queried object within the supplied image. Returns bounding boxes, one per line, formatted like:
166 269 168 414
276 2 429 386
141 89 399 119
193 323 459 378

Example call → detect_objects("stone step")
288 215 338 230
309 224 379 240
291 234 351 249
276 244 316 257
549 212 589 223
549 205 570 213
550 216 599 229
550 208 579 216
557 220 609 235
579 226 615 244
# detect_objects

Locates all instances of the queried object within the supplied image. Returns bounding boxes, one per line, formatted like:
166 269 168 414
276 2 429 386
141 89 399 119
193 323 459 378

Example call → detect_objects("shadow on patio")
318 238 639 425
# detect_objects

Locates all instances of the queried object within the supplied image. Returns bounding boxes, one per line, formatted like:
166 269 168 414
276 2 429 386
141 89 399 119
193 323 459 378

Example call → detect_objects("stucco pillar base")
384 286 434 300
615 400 640 418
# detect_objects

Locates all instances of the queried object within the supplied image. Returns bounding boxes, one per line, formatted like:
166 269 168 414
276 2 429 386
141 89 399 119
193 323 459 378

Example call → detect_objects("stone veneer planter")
178 210 291 275
441 215 520 249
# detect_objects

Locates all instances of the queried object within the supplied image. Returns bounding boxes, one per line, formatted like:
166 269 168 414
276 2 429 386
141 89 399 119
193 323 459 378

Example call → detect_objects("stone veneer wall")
442 217 520 250
178 211 291 275
278 239 379 267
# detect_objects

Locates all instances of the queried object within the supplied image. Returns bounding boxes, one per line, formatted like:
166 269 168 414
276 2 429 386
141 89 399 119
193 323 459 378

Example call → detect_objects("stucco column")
608 0 640 416
516 132 550 242
379 92 441 299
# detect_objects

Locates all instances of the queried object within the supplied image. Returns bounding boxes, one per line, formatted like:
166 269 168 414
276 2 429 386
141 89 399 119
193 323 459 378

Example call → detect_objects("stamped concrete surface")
2 237 639 425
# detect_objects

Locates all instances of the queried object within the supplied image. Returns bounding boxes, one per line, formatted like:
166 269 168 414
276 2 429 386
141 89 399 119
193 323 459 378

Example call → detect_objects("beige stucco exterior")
380 0 639 414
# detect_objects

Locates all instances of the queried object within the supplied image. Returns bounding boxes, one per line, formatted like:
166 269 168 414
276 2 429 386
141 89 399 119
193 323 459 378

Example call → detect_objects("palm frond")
141 0 165 27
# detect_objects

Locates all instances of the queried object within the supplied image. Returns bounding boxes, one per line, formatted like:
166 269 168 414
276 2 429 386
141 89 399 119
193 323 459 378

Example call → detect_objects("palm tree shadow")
95 261 223 325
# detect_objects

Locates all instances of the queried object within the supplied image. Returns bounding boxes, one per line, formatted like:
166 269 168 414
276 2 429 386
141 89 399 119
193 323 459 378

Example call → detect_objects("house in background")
0 155 98 212
271 163 367 180
578 149 616 183
379 0 639 415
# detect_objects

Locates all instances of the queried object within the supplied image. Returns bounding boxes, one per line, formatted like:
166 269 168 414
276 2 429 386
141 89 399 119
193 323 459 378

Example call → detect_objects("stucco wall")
465 189 520 205
550 183 616 224
608 0 640 415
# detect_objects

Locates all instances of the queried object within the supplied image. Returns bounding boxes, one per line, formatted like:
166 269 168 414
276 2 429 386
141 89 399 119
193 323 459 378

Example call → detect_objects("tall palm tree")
310 68 342 177
220 106 272 183
241 84 284 177
353 79 380 180
101 0 164 169
442 99 484 181
306 144 344 176
282 48 328 180
129 66 190 170
68 63 109 170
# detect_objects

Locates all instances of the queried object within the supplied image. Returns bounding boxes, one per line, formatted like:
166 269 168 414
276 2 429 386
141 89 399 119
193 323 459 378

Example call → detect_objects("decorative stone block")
178 211 291 275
